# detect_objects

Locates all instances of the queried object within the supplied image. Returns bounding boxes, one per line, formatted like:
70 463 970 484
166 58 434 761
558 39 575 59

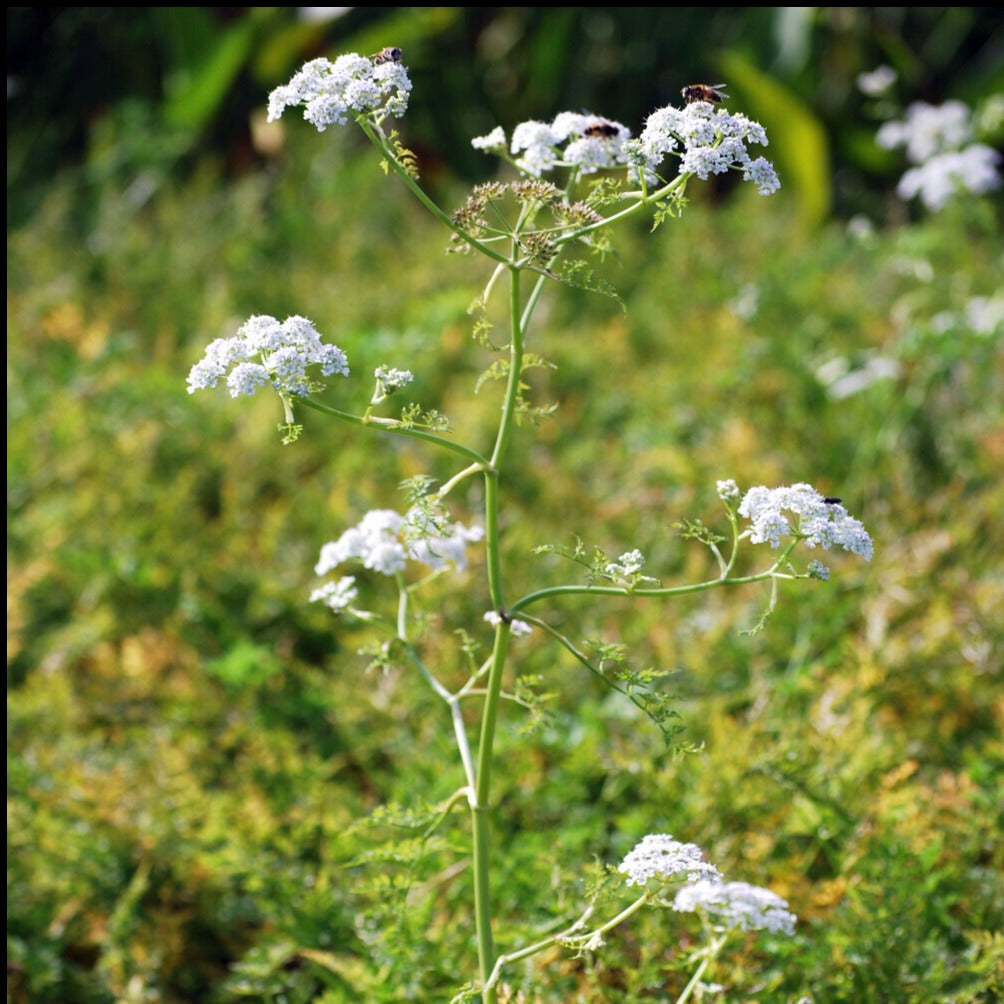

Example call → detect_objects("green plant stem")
674 932 728 1004
490 267 526 469
551 172 691 249
471 263 531 1002
358 118 510 266
298 396 489 467
509 563 793 615
471 620 510 1002
482 891 653 993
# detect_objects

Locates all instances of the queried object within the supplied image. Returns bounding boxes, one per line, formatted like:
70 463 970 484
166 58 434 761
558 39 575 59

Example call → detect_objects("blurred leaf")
163 9 278 131
720 50 832 227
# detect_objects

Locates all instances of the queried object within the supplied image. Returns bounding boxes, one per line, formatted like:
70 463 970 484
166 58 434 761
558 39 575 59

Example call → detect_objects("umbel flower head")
314 507 484 579
632 100 779 194
738 483 873 561
876 100 1001 211
618 834 723 888
473 98 779 195
267 51 412 131
187 315 349 398
473 112 633 177
673 879 797 936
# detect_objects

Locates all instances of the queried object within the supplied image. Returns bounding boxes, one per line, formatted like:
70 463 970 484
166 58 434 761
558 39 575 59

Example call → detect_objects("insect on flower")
823 497 843 505
584 121 621 138
371 46 403 65
681 83 729 105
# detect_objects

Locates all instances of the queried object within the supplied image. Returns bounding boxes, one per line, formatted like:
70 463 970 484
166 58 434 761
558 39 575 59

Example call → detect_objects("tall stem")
471 265 527 1001
471 621 510 1001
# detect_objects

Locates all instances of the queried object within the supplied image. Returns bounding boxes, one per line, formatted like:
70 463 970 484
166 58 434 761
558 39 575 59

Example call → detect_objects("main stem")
472 265 526 1002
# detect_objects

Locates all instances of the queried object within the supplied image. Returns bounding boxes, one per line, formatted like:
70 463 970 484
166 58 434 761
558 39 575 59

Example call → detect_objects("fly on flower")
371 46 403 65
681 83 729 105
823 497 843 505
583 120 621 138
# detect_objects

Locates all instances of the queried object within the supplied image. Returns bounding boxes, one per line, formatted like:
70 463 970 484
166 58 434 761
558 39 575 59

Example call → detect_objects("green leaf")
718 51 831 227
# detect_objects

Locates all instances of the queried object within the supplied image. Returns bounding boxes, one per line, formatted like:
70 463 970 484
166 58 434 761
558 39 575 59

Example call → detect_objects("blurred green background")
7 8 1004 1003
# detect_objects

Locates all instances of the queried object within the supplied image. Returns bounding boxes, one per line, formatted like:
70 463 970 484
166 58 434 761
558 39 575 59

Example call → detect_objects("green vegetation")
7 9 1003 1002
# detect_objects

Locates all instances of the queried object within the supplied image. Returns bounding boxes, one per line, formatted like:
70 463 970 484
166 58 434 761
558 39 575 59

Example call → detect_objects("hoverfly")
371 46 403 65
583 121 620 139
681 83 729 105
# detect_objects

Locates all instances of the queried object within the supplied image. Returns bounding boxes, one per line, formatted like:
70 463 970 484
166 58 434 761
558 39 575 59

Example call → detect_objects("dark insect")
371 47 403 65
681 83 729 105
823 497 843 505
584 121 620 139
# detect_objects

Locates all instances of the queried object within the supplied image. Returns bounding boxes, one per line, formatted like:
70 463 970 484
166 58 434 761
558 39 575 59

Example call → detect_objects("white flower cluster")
716 478 742 504
471 126 506 152
187 315 349 398
877 100 972 164
473 112 632 177
471 101 778 193
633 101 779 194
673 879 797 936
619 835 797 937
374 366 414 393
309 575 359 614
738 484 873 561
605 549 646 577
314 508 484 579
807 559 830 581
857 64 897 97
877 100 1001 211
267 53 412 131
618 834 723 887
483 610 534 636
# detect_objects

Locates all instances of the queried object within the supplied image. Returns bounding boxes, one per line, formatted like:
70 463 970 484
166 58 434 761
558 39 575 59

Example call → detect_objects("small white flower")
818 355 901 400
716 479 741 504
511 120 561 176
374 365 414 392
896 145 1001 210
743 155 781 195
618 834 722 888
965 295 1004 337
857 65 897 97
309 576 359 613
877 100 973 163
483 611 533 636
807 560 830 581
673 879 797 936
471 126 507 151
604 549 646 578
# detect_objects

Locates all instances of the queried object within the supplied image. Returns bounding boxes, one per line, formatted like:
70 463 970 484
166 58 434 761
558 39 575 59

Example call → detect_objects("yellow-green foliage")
8 135 1003 1002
